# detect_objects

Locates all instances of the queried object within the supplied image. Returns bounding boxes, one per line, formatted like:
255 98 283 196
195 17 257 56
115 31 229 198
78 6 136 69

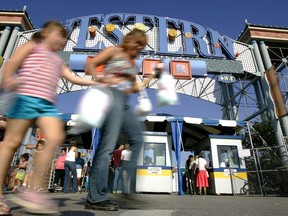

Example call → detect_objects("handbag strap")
139 88 148 98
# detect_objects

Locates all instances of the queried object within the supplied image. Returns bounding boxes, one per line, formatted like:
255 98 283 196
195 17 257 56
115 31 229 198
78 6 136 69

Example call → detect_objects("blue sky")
1 0 287 39
1 0 288 119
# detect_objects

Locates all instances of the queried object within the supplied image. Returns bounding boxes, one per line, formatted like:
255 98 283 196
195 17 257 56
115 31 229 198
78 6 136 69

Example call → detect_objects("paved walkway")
4 191 287 216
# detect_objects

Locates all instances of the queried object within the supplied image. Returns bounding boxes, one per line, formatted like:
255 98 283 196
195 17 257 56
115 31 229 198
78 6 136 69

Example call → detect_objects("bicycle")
232 173 249 195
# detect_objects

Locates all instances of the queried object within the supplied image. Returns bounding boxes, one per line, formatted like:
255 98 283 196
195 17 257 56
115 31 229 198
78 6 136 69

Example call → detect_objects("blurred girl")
85 24 162 211
0 20 97 215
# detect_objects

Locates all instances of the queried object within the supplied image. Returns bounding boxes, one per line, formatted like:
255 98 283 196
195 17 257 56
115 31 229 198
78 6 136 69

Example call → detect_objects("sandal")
13 191 59 214
0 198 11 215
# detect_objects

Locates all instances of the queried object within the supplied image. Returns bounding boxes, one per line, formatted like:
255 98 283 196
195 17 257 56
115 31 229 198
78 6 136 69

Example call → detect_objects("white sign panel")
148 167 162 174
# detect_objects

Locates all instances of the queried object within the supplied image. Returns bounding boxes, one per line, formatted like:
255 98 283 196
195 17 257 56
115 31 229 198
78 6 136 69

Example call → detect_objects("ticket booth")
136 131 173 193
194 135 248 195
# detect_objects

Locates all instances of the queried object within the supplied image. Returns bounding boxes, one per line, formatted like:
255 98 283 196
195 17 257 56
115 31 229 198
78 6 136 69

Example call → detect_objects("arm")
74 147 78 158
205 160 209 169
26 144 36 150
24 161 28 169
61 65 97 86
124 62 164 94
194 164 198 174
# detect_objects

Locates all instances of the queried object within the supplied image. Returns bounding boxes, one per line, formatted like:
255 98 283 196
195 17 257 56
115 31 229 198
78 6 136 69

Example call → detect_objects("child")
12 153 29 192
0 20 97 215
28 139 46 191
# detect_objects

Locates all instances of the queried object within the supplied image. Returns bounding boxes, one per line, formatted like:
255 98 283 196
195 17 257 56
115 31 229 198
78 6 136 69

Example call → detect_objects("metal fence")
243 146 288 196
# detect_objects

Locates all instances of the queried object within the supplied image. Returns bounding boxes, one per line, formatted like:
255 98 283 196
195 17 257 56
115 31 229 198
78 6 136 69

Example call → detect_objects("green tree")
243 120 282 169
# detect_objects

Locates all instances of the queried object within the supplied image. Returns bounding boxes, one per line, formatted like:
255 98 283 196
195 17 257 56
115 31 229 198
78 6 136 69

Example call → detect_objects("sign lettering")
65 14 235 60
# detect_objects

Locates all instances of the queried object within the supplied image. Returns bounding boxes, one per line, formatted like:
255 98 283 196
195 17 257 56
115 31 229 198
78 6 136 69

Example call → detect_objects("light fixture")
88 26 96 37
168 28 177 41
106 23 116 35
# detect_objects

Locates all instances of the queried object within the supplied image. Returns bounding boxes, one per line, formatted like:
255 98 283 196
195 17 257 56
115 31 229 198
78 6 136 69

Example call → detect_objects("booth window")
218 145 240 168
143 142 166 166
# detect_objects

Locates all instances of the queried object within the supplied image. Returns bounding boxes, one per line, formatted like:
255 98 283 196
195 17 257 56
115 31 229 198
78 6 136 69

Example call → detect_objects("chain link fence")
243 146 288 196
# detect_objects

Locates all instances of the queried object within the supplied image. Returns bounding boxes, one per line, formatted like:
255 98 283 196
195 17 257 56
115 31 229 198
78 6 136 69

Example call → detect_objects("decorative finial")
133 23 146 32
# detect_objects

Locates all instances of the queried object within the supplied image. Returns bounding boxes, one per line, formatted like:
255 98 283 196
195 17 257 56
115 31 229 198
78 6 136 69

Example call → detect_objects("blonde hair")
121 29 147 49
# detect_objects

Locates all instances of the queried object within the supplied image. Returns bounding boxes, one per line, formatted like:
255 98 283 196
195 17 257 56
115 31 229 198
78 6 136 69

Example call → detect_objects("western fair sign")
65 13 235 60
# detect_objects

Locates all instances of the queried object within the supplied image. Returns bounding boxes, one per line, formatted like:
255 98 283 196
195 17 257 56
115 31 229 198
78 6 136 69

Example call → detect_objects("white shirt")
66 147 76 162
121 150 132 161
196 157 208 170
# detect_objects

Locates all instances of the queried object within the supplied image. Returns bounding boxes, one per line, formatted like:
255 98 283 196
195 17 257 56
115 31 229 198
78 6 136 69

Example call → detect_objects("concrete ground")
4 191 287 216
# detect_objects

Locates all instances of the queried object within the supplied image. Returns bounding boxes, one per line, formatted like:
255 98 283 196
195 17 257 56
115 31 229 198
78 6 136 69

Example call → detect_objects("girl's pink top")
16 44 63 103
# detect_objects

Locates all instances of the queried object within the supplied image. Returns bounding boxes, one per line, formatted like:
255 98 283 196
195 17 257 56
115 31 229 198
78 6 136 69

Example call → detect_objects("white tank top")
66 147 76 162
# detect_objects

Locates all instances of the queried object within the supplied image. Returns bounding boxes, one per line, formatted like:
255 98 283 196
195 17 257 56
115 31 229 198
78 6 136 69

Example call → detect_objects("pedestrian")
64 140 78 193
29 139 46 191
194 153 209 195
11 153 29 192
85 23 162 211
75 152 85 193
185 155 196 195
53 147 67 191
84 161 91 192
25 127 43 155
22 128 44 190
121 143 132 194
112 144 124 193
0 20 97 215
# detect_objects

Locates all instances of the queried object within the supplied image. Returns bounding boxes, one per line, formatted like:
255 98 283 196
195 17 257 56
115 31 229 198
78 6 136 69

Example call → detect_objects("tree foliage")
243 120 282 169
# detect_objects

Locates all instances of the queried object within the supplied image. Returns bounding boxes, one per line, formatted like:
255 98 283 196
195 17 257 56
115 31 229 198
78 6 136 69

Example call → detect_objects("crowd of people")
0 19 162 215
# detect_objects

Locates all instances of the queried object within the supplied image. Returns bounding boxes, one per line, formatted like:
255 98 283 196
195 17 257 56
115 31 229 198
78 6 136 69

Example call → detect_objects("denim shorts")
5 94 60 119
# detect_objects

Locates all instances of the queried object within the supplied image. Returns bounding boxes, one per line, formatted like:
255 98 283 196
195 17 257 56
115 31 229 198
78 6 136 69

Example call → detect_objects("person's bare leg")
77 178 82 192
0 119 32 196
30 117 65 189
199 186 202 195
23 172 30 188
204 187 207 195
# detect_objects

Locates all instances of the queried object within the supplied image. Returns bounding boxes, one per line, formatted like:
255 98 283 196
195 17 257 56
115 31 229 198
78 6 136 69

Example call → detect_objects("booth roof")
61 113 245 151
57 89 245 151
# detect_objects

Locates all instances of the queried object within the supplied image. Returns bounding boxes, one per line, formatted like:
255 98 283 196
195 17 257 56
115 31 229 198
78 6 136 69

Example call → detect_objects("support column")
221 83 232 120
253 80 266 120
3 27 20 62
252 40 288 165
228 84 238 120
259 41 288 139
0 26 12 56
